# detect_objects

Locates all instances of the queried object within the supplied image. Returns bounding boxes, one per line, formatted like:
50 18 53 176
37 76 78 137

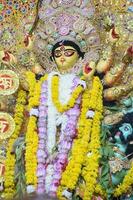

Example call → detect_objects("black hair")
110 112 133 159
51 40 85 61
111 113 133 138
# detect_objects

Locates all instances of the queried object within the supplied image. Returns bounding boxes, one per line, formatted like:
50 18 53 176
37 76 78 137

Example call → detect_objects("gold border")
0 70 19 96
0 112 15 140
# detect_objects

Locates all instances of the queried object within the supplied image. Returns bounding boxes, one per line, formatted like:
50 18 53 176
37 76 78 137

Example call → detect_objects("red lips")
84 64 92 74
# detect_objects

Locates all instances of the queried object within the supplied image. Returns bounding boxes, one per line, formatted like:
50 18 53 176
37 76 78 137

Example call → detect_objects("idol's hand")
83 61 96 81
0 50 17 66
24 34 34 50
31 63 45 75
97 45 133 101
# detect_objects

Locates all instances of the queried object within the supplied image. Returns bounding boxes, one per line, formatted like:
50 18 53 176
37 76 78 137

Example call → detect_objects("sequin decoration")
0 1 37 23
0 1 37 52
0 23 16 50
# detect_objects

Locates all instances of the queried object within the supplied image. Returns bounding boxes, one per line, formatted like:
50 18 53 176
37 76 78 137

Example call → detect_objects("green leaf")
104 106 120 111
102 180 109 188
106 188 113 194
104 147 109 157
101 165 109 177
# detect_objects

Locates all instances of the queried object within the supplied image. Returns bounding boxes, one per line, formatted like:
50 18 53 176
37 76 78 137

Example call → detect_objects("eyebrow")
64 48 76 51
55 48 76 51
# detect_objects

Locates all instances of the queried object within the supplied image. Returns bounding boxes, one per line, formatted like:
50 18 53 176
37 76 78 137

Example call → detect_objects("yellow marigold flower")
51 75 84 112
58 77 103 200
114 163 133 197
3 90 26 198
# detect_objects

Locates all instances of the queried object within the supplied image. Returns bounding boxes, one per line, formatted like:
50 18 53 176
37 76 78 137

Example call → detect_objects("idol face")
54 45 79 72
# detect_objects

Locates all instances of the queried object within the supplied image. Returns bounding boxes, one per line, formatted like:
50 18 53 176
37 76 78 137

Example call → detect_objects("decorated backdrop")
0 1 133 200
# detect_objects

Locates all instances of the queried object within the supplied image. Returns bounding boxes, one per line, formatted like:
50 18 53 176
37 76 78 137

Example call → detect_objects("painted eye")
54 50 62 58
124 126 129 131
64 49 76 57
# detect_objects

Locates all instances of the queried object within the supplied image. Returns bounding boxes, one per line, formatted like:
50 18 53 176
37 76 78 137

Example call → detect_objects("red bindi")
60 45 65 51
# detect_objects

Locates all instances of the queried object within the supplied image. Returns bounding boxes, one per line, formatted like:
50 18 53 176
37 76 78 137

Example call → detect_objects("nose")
60 57 65 63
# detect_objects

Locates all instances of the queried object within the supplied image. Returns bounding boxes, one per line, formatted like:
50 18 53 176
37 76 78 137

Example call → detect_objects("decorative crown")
34 0 100 71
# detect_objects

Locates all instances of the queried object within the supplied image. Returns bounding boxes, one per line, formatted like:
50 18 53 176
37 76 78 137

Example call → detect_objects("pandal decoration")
1 0 133 199
23 70 133 199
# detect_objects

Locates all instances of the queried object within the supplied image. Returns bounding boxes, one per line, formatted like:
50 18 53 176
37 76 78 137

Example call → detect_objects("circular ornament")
0 70 19 96
59 26 70 35
0 112 15 140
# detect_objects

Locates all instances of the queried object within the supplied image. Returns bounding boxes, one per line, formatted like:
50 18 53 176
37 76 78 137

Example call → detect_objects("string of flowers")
82 112 102 200
57 77 102 199
43 73 83 196
95 184 106 198
114 162 133 197
82 79 103 200
57 120 93 199
25 73 45 193
26 73 48 110
57 100 92 198
48 78 81 197
26 71 36 98
36 79 48 194
25 115 38 193
51 75 84 113
36 73 83 197
25 73 48 193
3 90 26 199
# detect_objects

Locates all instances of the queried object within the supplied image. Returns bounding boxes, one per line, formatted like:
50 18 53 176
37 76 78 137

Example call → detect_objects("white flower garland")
46 72 78 154
45 164 55 193
45 72 82 193
47 72 57 155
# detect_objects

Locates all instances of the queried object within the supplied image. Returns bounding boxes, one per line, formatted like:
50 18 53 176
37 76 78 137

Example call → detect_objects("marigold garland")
26 71 36 98
82 112 102 200
25 73 48 190
51 75 84 113
26 72 48 110
3 90 26 199
82 79 103 200
25 72 46 190
95 184 106 198
25 116 38 188
57 77 103 200
114 162 133 197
